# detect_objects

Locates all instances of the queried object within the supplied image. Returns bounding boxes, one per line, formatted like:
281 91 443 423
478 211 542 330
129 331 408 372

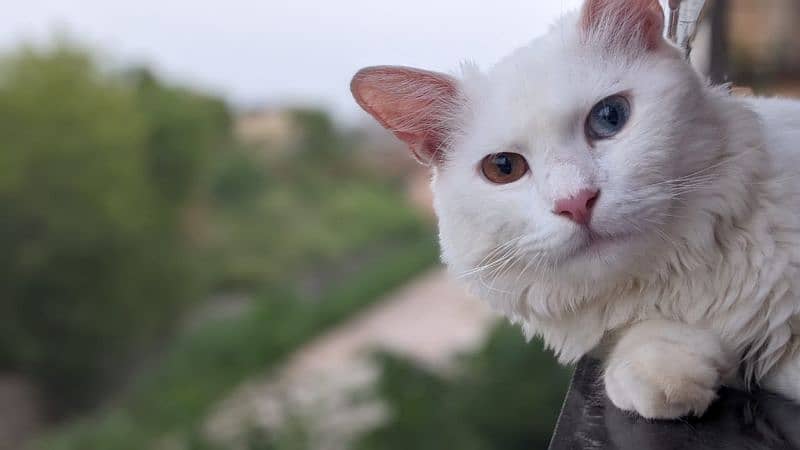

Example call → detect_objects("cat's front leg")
603 320 735 419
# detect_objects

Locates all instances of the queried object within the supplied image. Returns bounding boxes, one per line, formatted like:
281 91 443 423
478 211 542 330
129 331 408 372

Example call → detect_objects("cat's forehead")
501 41 628 104
467 41 627 143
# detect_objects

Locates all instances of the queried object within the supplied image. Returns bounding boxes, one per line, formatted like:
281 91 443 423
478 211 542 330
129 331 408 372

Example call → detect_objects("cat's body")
351 0 800 419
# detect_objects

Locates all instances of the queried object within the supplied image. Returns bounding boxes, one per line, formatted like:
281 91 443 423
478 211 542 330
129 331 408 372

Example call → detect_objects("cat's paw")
604 323 732 420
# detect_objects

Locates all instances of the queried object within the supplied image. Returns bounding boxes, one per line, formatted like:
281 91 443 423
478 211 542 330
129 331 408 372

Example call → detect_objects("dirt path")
207 267 497 449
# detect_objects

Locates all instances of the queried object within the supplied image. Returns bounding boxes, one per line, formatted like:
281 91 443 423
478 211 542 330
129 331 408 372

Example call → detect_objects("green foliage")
1 40 439 450
129 68 232 206
288 108 345 160
208 179 428 289
0 45 228 411
209 149 267 208
235 424 311 450
356 324 572 450
182 422 311 450
205 136 428 290
38 238 439 450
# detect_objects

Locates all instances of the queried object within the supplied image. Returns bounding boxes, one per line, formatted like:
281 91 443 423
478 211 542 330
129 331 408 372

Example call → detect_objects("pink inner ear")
350 66 459 165
580 0 665 51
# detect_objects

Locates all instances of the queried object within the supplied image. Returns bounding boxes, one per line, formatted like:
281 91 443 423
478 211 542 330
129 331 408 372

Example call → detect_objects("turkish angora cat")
351 0 800 419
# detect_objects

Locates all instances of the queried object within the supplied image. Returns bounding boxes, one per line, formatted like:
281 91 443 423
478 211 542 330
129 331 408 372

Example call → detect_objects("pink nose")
553 189 599 225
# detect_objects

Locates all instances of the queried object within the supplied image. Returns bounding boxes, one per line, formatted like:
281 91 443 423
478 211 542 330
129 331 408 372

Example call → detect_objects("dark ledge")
548 358 800 450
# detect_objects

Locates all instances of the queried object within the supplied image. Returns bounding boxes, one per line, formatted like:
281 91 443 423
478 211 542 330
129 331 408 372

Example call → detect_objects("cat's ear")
580 0 665 52
351 66 460 166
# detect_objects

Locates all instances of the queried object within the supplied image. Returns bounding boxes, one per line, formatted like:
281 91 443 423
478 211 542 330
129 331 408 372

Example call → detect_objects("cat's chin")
560 227 633 259
553 227 648 280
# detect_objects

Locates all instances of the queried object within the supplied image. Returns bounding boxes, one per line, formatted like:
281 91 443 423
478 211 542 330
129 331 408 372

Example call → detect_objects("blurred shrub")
356 324 571 450
207 177 428 290
201 423 311 450
209 149 267 208
38 238 439 450
205 119 428 290
130 68 232 207
0 45 231 414
287 109 343 160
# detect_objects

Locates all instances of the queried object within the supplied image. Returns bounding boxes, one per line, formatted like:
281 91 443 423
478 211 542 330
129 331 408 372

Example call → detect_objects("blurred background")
0 1 797 449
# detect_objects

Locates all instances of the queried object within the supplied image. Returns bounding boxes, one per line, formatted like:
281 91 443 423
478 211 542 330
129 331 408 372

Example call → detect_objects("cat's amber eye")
481 153 529 184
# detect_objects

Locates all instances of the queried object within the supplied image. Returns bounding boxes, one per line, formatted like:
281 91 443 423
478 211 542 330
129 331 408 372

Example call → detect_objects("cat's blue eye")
586 95 630 141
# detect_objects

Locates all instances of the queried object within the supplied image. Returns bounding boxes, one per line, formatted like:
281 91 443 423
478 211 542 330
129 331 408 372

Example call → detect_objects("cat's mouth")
567 228 636 260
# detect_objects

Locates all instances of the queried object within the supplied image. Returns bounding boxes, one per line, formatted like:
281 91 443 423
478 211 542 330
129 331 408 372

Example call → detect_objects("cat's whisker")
638 217 682 250
638 146 764 194
641 175 720 193
456 235 528 279
483 246 528 296
476 244 519 280
459 231 562 281
477 251 520 295
458 251 511 278
514 250 550 285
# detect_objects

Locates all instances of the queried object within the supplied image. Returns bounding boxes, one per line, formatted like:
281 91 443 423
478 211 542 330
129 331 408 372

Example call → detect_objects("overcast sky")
0 0 583 123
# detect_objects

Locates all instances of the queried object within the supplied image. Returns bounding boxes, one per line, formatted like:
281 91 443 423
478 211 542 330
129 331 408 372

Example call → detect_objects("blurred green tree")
129 67 232 207
0 45 232 415
288 108 342 160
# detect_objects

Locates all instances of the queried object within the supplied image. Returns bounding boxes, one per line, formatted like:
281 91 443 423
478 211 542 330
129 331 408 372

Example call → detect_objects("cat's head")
352 0 725 311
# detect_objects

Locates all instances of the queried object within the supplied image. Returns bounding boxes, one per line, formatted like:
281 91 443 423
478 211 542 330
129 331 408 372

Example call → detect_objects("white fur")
604 320 734 418
430 12 800 418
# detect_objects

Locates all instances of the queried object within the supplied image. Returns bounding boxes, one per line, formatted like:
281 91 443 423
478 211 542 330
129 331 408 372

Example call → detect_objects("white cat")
351 0 800 419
